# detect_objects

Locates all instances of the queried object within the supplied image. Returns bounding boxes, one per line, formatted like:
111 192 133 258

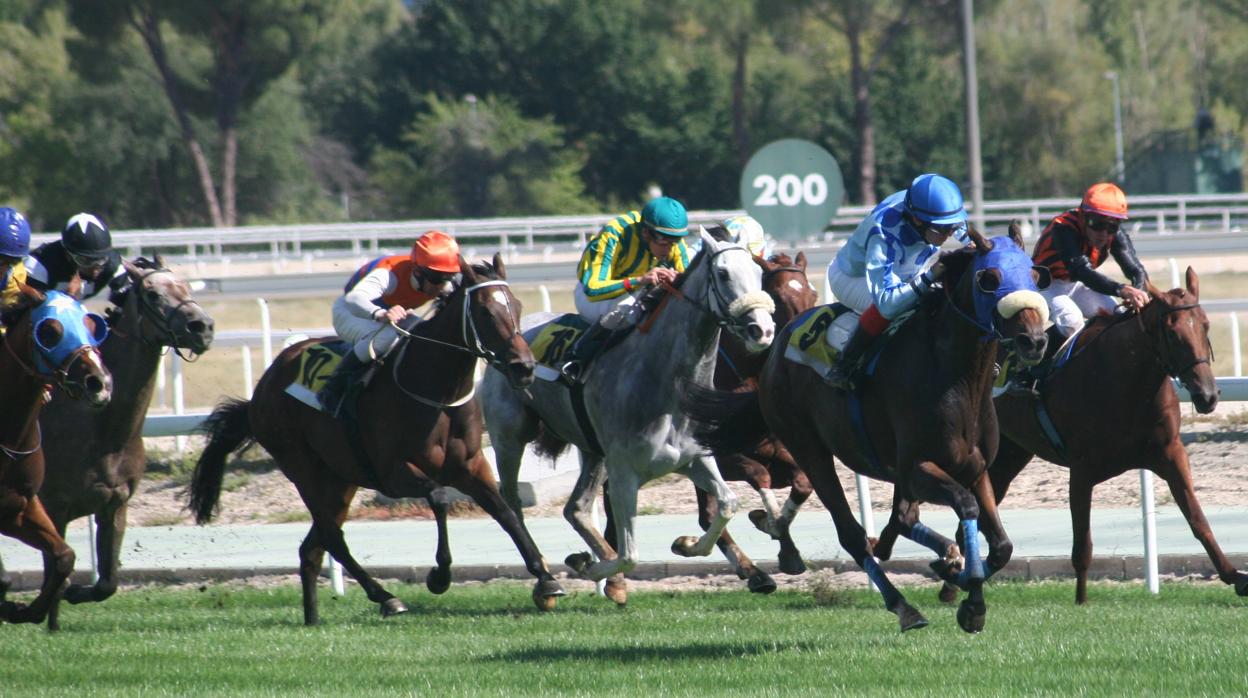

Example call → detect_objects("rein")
1138 301 1214 378
1 318 95 399
114 266 207 362
657 246 774 334
941 275 1005 343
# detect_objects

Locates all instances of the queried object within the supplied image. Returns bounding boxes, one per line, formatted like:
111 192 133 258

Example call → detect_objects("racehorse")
881 267 1242 605
479 229 776 604
0 282 112 626
28 258 211 631
190 256 565 625
601 251 818 595
686 225 1050 632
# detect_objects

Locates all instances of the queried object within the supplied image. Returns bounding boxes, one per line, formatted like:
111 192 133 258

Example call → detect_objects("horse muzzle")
505 358 535 390
736 309 776 353
1012 330 1048 366
1185 377 1219 414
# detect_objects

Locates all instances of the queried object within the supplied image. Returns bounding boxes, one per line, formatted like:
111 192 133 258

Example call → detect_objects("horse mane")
917 246 978 315
1072 286 1192 352
768 252 794 267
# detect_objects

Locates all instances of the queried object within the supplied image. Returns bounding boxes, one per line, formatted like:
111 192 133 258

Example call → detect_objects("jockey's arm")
578 231 638 301
1051 225 1124 296
343 267 402 322
864 231 933 319
1109 230 1149 288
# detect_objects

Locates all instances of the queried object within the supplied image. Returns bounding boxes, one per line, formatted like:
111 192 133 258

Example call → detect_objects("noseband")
662 246 775 334
125 267 208 361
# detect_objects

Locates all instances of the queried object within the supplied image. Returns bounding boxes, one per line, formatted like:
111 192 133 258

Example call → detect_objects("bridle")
118 266 207 362
659 245 774 335
942 267 1010 344
1139 299 1214 379
388 278 522 409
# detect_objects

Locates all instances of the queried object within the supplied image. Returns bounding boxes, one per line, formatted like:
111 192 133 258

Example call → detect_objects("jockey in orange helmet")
1001 183 1149 396
318 230 461 412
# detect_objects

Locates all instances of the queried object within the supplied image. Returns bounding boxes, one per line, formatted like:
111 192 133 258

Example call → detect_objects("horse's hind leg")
451 454 565 611
698 485 775 594
772 468 812 575
424 488 453 595
563 453 628 602
1151 441 1248 595
1068 469 1095 605
908 460 987 634
0 497 74 626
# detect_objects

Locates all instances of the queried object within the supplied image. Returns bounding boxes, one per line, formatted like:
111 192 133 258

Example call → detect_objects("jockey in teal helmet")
823 173 971 389
561 196 693 381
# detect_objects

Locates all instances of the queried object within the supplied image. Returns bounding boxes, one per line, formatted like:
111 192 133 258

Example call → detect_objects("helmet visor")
1085 213 1121 233
67 250 107 270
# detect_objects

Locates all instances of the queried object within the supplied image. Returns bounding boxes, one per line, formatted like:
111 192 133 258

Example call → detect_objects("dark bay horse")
0 284 113 626
602 251 818 595
687 227 1050 632
898 267 1239 605
29 258 212 631
190 256 565 625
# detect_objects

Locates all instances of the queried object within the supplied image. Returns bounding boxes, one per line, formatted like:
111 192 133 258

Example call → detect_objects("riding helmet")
641 196 689 237
722 214 766 256
410 230 461 273
62 212 112 260
0 207 31 258
1080 182 1129 220
904 174 968 225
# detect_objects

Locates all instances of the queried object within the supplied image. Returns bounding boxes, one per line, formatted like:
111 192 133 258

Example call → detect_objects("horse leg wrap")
862 556 900 610
955 519 986 587
908 522 950 556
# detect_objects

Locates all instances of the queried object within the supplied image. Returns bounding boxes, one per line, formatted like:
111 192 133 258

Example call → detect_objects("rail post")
1141 469 1160 594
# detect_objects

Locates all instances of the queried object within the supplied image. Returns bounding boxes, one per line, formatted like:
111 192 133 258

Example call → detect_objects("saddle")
783 303 909 387
284 340 377 419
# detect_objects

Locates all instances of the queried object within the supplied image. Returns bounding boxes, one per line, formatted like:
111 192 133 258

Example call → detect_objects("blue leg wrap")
862 556 899 609
909 522 948 556
956 519 986 586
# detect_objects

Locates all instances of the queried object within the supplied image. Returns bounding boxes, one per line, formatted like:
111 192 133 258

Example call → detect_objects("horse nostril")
747 324 764 342
188 320 207 335
85 375 104 395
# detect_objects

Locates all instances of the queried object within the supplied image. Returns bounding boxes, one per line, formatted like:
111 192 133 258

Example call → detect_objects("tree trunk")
732 34 750 167
847 16 877 205
131 10 224 228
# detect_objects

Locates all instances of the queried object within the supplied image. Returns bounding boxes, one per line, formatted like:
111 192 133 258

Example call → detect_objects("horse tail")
532 422 571 460
681 380 769 456
189 398 255 525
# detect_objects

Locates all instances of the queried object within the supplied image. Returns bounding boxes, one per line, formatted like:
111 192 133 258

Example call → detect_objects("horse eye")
716 267 730 279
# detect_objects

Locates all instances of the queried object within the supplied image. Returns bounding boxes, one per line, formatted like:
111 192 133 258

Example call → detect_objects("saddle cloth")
782 304 859 381
284 340 351 411
529 313 591 382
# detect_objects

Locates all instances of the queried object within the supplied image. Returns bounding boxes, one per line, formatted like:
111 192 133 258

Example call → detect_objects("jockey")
559 196 692 381
1001 182 1149 396
317 230 461 411
25 212 124 300
823 173 970 389
719 214 771 258
0 207 32 312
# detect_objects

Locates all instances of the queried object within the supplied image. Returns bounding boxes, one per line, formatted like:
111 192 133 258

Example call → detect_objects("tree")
66 0 332 227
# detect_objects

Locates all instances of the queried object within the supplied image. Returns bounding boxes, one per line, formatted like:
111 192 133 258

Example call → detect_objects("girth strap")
570 381 605 457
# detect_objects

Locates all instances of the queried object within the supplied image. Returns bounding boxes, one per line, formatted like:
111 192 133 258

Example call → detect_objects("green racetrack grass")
2 580 1246 696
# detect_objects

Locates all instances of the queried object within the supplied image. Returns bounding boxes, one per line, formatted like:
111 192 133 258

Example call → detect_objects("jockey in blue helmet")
823 173 970 389
0 207 33 311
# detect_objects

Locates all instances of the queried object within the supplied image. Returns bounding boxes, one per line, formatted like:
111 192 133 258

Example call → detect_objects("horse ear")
795 251 808 272
1008 220 1025 248
493 252 507 280
1144 280 1165 301
154 252 165 268
66 273 83 299
123 259 140 277
1032 265 1052 291
458 255 475 283
965 225 994 253
1185 266 1199 300
698 226 717 251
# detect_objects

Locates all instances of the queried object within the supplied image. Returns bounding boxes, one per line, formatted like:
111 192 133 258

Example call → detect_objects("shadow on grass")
487 640 824 663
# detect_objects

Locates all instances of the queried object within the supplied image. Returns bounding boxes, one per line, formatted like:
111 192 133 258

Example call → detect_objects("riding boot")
825 323 874 391
559 322 612 384
317 351 368 414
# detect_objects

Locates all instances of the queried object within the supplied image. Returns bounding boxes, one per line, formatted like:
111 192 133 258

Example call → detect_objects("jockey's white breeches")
332 296 403 361
826 263 874 315
1041 278 1118 337
574 283 643 330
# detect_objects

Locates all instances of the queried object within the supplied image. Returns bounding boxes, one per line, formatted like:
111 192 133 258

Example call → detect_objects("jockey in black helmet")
25 212 124 300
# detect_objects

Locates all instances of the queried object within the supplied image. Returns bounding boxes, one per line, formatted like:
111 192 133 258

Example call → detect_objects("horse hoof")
1 601 38 625
746 570 777 594
778 551 807 576
895 602 929 632
938 583 960 604
604 578 629 606
564 552 593 577
379 598 409 618
1234 577 1248 597
957 599 987 634
425 567 452 595
748 509 773 536
532 579 565 612
670 536 700 557
64 583 95 605
0 576 10 600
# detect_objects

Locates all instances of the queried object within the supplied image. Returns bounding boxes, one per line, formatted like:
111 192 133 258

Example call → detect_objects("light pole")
961 0 985 231
1104 71 1125 185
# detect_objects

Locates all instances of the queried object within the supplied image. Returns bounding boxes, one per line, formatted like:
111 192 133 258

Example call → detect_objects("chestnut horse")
889 267 1241 605
687 227 1050 632
602 251 818 595
190 256 564 625
0 284 112 626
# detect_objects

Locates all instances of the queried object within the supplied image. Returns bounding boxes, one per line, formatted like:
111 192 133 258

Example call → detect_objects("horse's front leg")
0 496 74 627
671 454 738 558
971 471 1013 580
563 453 628 604
582 465 641 581
909 460 987 634
424 488 453 595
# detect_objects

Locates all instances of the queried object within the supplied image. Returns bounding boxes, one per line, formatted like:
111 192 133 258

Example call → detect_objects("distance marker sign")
740 139 843 242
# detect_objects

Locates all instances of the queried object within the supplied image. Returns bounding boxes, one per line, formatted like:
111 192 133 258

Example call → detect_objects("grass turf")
1 580 1245 696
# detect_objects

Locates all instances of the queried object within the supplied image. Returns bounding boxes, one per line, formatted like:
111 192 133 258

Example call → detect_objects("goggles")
1085 214 1121 233
67 250 107 270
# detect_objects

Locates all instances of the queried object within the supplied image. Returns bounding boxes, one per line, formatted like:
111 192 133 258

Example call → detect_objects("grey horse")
480 230 775 603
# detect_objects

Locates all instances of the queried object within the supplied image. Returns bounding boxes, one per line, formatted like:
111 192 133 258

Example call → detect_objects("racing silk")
1032 209 1148 295
576 210 691 301
24 241 124 301
0 260 28 309
832 190 970 318
342 255 435 320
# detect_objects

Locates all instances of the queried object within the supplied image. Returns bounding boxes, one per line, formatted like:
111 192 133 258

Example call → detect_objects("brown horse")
189 256 565 625
602 251 818 594
686 227 1051 632
888 267 1240 605
28 258 212 631
0 283 113 626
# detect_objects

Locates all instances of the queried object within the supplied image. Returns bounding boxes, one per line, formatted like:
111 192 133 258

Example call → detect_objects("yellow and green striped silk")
576 211 690 300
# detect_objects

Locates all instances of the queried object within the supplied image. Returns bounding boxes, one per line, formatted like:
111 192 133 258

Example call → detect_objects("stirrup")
1002 379 1040 399
824 367 855 391
559 360 585 384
